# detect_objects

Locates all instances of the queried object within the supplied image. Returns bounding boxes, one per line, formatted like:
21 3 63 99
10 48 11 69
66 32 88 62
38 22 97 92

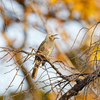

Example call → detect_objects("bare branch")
59 69 100 100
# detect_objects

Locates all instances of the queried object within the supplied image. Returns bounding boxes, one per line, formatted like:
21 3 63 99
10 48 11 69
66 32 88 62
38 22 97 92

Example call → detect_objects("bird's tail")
31 60 40 79
31 66 38 79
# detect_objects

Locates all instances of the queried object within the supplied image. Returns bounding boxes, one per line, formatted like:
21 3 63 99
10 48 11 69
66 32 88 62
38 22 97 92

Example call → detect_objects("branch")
59 69 100 100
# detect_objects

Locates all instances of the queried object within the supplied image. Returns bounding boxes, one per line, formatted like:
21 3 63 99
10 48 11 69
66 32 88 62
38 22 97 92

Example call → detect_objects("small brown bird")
31 34 58 79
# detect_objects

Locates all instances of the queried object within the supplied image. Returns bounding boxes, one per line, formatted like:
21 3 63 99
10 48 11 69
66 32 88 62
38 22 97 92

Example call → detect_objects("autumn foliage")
0 0 100 100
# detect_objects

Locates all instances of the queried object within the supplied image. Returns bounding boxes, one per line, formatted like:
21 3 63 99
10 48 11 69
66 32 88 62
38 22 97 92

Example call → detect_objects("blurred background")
0 0 100 100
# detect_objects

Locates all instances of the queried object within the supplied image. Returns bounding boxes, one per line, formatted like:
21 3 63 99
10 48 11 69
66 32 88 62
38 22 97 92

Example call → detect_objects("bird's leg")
42 61 45 66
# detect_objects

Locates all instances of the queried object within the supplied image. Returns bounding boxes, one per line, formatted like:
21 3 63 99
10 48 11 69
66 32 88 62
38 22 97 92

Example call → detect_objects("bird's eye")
49 36 53 40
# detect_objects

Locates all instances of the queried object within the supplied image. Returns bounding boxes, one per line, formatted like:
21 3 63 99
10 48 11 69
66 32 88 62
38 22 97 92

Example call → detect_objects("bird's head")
46 34 58 41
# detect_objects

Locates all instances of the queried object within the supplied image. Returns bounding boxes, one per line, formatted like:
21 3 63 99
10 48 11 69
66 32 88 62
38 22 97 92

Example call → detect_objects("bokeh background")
0 0 100 100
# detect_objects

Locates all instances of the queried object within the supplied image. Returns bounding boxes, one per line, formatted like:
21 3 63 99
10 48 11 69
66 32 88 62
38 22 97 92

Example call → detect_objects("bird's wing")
37 40 46 53
36 39 54 59
35 40 46 61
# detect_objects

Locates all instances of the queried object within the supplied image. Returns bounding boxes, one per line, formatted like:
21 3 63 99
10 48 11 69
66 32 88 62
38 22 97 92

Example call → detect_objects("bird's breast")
42 42 54 57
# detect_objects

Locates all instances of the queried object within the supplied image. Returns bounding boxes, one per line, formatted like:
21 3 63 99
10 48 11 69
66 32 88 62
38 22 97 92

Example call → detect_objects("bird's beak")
54 34 59 39
54 34 58 36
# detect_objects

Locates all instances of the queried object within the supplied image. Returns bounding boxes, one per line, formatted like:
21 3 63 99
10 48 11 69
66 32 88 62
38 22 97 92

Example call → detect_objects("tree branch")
59 69 100 100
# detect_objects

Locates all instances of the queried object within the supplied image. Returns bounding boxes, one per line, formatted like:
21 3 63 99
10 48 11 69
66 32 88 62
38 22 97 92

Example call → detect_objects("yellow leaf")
49 0 58 4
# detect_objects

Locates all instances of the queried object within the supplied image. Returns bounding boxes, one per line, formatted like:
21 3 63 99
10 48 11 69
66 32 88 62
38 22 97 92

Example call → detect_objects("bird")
31 34 58 79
